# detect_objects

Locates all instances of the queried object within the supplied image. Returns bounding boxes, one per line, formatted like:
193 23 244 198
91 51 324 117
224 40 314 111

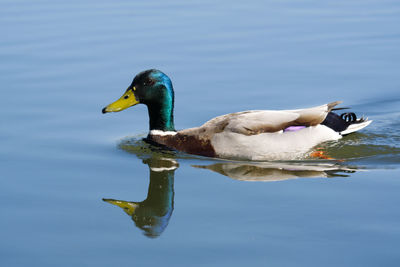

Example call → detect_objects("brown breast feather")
147 132 216 158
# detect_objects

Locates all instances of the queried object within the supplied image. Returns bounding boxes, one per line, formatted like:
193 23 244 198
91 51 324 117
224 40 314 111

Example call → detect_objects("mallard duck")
102 69 371 160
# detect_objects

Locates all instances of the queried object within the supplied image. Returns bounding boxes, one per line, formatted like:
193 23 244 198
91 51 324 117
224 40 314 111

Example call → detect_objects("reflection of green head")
103 157 177 238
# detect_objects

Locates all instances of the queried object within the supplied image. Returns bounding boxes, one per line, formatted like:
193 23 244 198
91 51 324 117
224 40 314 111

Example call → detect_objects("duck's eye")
124 95 129 99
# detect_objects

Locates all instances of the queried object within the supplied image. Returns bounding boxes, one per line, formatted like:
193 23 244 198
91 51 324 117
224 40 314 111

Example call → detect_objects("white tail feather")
340 120 372 135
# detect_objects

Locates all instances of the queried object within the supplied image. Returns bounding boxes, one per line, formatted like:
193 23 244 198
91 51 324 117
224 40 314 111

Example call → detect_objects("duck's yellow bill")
102 88 139 113
103 198 139 216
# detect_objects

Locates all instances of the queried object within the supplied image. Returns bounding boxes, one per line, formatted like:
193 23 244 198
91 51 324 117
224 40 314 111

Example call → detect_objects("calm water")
1 0 400 266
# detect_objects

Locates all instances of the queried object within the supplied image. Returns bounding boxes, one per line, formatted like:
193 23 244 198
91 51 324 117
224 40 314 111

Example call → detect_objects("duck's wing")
222 110 301 135
283 101 342 126
182 101 341 136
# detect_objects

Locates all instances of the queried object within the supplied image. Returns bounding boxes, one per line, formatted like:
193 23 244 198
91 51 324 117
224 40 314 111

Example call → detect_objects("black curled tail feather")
340 112 365 123
321 112 364 133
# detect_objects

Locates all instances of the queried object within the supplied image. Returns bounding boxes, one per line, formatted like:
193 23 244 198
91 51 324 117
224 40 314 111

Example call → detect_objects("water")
1 0 400 266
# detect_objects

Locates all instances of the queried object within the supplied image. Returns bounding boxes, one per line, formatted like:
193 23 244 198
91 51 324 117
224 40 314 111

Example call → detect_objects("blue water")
1 0 400 266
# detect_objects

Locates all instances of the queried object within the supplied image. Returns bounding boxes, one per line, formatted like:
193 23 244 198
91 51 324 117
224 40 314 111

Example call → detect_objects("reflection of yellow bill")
102 88 139 113
103 198 138 216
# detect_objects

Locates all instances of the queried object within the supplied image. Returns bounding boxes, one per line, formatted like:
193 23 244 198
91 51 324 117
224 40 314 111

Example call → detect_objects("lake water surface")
1 0 400 266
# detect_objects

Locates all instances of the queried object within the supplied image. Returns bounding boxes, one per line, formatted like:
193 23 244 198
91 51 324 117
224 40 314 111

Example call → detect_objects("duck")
102 69 372 160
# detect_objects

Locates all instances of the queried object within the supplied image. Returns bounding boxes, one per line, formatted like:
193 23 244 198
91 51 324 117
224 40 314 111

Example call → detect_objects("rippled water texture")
1 0 400 266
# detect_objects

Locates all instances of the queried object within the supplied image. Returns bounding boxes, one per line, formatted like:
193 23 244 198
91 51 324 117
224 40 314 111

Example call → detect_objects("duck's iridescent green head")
102 69 175 131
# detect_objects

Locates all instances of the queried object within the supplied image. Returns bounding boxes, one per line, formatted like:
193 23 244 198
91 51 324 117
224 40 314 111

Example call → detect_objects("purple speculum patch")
283 126 306 132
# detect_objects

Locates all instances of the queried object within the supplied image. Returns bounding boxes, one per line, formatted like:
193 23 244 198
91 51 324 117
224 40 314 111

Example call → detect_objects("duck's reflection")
193 161 357 182
103 157 177 238
104 138 360 238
